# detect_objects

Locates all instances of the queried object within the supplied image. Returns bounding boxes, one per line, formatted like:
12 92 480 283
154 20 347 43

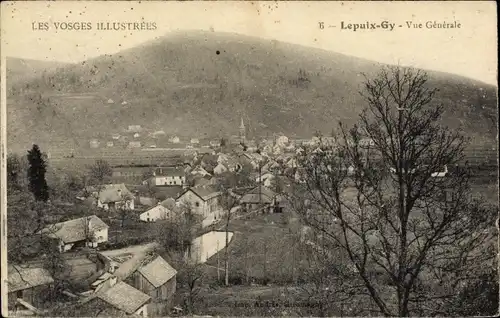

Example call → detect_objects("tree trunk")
224 225 229 286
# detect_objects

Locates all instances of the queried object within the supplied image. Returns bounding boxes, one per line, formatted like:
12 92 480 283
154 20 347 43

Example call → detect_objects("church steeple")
239 117 246 142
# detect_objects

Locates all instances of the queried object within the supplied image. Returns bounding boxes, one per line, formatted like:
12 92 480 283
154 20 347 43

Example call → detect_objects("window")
16 290 23 298
195 202 200 207
174 181 177 185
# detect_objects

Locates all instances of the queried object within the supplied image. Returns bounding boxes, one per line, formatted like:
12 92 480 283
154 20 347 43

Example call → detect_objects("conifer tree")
27 144 49 201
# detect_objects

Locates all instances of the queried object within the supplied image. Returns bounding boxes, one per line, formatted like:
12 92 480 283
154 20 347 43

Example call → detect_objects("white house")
190 165 211 177
140 204 171 222
128 141 141 148
111 134 121 140
276 135 289 147
134 133 140 138
128 125 142 132
177 186 223 224
213 163 228 175
210 140 221 147
150 166 186 186
169 136 180 144
40 215 109 252
359 138 375 148
106 141 114 147
90 139 100 148
256 172 275 187
190 138 200 144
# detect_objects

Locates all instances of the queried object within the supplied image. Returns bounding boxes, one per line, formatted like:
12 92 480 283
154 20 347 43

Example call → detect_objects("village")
7 118 347 317
7 107 498 318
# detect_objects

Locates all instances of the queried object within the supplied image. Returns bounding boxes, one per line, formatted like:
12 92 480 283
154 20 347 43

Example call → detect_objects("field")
204 212 303 284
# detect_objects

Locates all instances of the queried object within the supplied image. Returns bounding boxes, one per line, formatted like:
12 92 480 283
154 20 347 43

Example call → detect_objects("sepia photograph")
0 1 498 317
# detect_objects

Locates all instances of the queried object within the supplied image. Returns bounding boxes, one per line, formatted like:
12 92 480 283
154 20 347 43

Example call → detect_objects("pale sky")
1 1 497 85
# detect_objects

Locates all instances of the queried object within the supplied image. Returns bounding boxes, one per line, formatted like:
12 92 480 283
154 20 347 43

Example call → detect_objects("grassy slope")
6 31 497 152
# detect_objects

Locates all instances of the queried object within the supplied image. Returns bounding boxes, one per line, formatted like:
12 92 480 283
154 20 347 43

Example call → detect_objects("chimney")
109 276 117 287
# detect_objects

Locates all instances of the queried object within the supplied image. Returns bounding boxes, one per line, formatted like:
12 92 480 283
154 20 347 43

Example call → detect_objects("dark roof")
231 186 255 196
41 215 109 244
155 166 185 177
94 184 134 203
201 154 219 165
181 185 221 201
98 282 150 314
8 266 54 292
240 193 274 204
247 185 277 199
153 186 183 200
138 256 177 288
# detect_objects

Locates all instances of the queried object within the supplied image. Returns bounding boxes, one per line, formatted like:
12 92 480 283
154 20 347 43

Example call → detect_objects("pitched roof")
98 184 134 203
160 198 177 210
138 256 177 288
186 185 221 201
240 193 273 204
201 154 219 166
247 186 277 199
98 281 150 314
8 266 54 292
141 205 170 218
155 166 185 177
154 186 183 200
42 215 109 244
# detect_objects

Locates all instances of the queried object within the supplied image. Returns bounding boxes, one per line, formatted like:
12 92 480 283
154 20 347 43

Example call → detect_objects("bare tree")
167 251 206 315
87 159 112 191
216 182 239 286
290 66 497 316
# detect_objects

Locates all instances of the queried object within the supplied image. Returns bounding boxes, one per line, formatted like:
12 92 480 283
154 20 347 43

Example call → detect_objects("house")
106 141 114 147
40 215 109 252
107 98 114 104
199 154 219 173
134 133 140 138
218 156 242 173
128 141 141 148
359 138 375 148
190 174 215 188
213 162 228 175
239 152 265 170
95 247 177 316
125 255 177 312
140 204 171 222
190 138 200 144
95 280 150 317
90 139 100 148
128 125 142 132
8 266 54 310
92 184 135 211
256 172 275 187
189 165 211 177
150 166 186 186
177 186 223 222
140 199 182 223
276 135 289 147
239 186 279 213
152 185 183 202
112 133 121 140
210 140 221 148
168 136 180 144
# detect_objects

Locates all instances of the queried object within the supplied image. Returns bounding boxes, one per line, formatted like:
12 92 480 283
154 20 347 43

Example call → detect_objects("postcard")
1 1 498 317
